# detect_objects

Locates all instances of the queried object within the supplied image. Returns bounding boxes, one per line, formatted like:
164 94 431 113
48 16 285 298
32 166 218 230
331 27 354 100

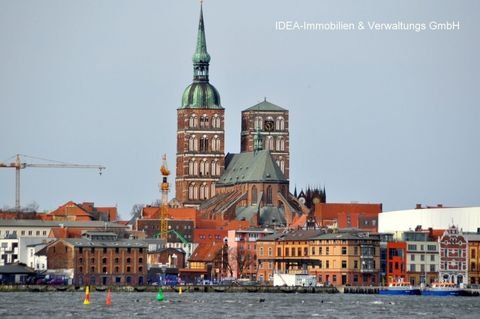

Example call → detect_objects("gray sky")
1 0 478 219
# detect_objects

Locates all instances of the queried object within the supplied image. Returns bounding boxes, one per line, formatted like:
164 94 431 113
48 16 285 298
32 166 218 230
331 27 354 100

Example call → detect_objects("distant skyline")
1 1 479 219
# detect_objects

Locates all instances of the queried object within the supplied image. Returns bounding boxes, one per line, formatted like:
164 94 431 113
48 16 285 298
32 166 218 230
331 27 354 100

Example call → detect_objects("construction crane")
0 154 106 212
159 154 170 241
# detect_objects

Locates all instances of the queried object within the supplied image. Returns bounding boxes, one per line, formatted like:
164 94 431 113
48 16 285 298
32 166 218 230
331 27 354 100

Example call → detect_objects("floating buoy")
106 288 112 305
156 289 164 301
83 286 90 305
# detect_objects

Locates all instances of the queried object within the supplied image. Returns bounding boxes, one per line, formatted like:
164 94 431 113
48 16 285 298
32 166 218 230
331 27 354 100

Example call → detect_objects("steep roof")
217 150 287 186
244 99 287 112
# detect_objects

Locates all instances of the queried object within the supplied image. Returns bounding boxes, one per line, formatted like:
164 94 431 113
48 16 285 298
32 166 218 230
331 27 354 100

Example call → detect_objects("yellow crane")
0 154 105 212
159 154 170 241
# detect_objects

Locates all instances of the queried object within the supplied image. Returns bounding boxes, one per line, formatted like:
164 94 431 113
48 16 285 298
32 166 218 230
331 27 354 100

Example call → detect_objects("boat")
422 282 462 296
379 282 421 295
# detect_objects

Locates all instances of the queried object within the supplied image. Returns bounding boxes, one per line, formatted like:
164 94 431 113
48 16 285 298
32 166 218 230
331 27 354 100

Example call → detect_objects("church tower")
241 99 290 179
176 4 225 207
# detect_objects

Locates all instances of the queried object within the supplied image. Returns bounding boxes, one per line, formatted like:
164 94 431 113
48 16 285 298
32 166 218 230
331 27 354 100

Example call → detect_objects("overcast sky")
1 0 478 219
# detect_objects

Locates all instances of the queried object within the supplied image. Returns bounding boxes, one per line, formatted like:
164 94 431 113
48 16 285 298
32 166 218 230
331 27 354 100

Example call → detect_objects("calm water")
0 291 479 318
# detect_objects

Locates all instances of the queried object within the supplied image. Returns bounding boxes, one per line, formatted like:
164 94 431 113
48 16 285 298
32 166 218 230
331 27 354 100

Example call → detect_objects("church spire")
192 3 210 82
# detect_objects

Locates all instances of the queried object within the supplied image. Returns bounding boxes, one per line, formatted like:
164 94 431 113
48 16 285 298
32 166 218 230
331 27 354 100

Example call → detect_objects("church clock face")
264 120 274 132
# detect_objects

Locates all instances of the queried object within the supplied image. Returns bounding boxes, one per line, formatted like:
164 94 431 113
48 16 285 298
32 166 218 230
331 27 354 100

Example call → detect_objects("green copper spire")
192 3 211 65
180 3 222 109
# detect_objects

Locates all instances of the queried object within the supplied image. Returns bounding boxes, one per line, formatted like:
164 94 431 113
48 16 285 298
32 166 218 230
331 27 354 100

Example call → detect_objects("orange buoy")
83 286 90 305
106 288 112 305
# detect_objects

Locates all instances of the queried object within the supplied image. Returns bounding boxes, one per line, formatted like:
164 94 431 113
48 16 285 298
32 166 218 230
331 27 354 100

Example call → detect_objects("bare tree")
130 203 144 218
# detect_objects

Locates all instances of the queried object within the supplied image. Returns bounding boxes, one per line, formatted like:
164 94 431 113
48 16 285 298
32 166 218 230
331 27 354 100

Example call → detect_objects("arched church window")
276 117 285 131
266 186 273 205
211 160 217 176
212 114 221 128
188 183 195 200
255 116 263 130
189 115 198 128
200 159 209 176
210 183 216 197
252 185 257 204
276 136 285 151
189 135 198 152
212 135 220 152
200 183 209 200
200 135 209 152
193 184 199 200
200 115 209 128
265 136 274 151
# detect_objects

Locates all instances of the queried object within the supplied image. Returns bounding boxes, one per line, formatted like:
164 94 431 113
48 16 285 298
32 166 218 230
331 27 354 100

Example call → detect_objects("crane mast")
159 154 170 241
0 154 105 211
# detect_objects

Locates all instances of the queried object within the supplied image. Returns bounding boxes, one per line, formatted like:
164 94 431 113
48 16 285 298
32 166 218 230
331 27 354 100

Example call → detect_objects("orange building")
386 241 407 284
464 232 480 285
313 202 382 232
257 229 381 286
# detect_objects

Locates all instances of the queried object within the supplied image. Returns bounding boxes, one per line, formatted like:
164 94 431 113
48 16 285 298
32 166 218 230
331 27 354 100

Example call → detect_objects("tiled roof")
217 150 287 186
189 243 222 262
243 99 287 112
0 220 127 228
62 238 147 248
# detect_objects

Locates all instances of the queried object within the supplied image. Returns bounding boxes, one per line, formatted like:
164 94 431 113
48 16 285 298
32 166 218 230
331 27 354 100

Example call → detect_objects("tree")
130 203 144 218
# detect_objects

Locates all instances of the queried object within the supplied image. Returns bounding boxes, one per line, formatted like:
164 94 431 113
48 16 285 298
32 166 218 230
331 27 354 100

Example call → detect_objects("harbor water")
1 291 479 318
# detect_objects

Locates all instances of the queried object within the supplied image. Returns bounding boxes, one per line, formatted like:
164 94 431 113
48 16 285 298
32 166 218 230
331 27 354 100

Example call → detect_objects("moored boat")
422 282 462 296
379 282 421 296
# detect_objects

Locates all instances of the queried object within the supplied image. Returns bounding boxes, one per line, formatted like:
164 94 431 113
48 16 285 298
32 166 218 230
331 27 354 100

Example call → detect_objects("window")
430 254 435 261
410 264 416 272
326 260 329 269
259 247 264 256
430 264 436 272
212 114 221 128
200 183 209 200
127 266 131 273
285 248 289 257
252 186 257 204
311 247 316 255
265 136 274 150
408 244 417 251
200 135 209 152
275 137 285 151
255 116 263 130
212 136 221 152
189 115 198 128
410 254 415 261
188 135 198 151
354 260 358 269
200 159 209 176
342 260 347 269
354 247 358 255
268 247 272 256
277 248 281 256
266 186 272 205
102 258 107 264
275 117 285 130
342 247 347 255
189 160 198 175
200 115 209 128
326 247 329 255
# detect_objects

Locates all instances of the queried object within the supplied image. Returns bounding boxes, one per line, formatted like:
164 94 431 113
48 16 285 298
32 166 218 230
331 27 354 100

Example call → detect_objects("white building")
379 206 480 233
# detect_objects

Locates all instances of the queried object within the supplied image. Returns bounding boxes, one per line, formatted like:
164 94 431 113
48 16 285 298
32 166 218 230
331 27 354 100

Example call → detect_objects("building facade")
438 225 468 285
46 232 147 286
241 100 290 179
176 5 225 206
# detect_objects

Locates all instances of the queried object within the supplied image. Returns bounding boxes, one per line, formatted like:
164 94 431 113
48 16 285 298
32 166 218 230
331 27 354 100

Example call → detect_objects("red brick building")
313 202 382 232
46 232 147 286
241 99 290 179
42 201 117 222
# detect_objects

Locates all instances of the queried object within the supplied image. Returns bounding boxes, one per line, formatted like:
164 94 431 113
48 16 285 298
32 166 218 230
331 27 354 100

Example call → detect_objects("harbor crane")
0 154 106 212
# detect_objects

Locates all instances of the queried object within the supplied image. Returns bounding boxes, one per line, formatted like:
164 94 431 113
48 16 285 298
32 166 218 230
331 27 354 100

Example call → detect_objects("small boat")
379 282 421 296
422 282 462 296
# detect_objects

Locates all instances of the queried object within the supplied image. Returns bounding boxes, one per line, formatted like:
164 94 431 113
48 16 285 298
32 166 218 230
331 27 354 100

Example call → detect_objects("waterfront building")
175 4 225 207
438 225 468 285
464 231 480 285
241 99 290 179
45 231 147 286
403 230 439 286
309 232 380 286
256 229 381 286
385 241 407 285
227 228 275 280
